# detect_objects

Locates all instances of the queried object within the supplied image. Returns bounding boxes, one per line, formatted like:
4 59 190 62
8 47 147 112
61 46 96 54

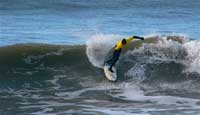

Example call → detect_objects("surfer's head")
122 39 127 45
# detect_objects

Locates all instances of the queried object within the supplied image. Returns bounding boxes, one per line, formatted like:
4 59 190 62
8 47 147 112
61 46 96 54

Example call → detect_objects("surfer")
107 36 144 72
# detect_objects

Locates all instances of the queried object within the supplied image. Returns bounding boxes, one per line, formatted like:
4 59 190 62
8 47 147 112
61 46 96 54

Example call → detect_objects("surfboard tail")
103 65 117 81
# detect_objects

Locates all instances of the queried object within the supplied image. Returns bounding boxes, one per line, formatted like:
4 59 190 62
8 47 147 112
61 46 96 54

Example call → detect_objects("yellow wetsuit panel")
114 40 123 50
114 36 135 50
126 36 134 44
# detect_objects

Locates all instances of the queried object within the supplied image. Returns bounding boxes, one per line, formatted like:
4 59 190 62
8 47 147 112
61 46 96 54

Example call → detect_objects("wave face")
0 44 99 90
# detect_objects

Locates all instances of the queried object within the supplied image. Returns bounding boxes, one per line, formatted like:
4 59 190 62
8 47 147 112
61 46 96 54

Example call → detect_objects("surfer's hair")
122 39 127 45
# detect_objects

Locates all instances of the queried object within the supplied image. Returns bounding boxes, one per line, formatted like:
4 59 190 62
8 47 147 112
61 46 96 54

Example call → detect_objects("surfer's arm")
125 36 135 44
125 36 144 44
133 36 144 40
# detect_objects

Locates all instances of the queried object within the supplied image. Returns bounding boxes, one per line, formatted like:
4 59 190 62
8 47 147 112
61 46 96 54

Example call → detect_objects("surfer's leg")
106 50 117 64
107 57 114 65
109 50 121 72
109 59 117 72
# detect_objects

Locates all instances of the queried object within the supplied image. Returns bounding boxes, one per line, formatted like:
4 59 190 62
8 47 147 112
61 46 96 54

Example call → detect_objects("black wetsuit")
107 49 121 70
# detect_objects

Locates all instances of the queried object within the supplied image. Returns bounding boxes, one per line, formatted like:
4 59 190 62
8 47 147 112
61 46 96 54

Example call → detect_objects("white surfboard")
103 64 117 81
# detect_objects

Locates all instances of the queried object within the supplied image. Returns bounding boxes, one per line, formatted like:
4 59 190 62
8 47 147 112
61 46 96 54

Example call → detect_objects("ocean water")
0 0 200 115
1 0 200 46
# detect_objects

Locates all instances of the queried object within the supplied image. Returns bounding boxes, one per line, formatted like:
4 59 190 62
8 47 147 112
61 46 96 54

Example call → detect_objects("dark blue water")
1 0 200 46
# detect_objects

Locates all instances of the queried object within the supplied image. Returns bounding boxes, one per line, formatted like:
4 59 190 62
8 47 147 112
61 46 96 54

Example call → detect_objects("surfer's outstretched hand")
133 36 144 40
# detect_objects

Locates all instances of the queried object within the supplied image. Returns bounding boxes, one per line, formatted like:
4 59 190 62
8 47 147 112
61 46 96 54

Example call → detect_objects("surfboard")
103 63 117 81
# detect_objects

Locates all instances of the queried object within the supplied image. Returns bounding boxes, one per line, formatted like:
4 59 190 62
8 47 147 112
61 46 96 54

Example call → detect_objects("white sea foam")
119 88 200 106
86 34 122 68
126 35 200 76
183 40 200 74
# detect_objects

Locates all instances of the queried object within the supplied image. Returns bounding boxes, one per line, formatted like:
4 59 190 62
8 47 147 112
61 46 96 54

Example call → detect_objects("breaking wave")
0 34 200 94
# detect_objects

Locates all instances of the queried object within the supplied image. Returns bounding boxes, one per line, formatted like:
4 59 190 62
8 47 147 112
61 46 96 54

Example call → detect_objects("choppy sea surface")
0 0 200 115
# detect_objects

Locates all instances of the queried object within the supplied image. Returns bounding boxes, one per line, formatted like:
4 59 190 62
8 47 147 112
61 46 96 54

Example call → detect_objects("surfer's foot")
109 68 114 72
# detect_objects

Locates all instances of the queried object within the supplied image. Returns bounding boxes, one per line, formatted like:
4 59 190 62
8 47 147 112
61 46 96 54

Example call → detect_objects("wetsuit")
107 36 144 72
107 36 135 71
